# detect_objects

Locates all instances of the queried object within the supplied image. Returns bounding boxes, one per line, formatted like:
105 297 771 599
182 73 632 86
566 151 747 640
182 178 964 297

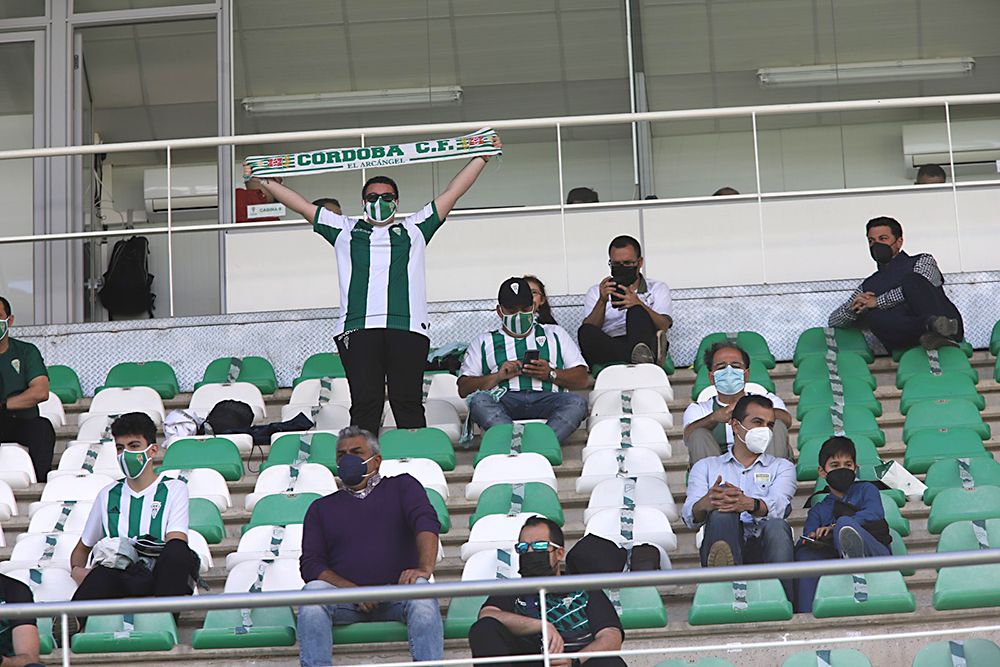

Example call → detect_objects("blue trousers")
701 510 795 602
468 390 588 443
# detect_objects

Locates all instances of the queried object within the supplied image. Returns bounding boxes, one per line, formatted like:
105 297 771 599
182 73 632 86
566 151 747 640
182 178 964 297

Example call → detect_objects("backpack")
205 400 254 436
99 236 155 319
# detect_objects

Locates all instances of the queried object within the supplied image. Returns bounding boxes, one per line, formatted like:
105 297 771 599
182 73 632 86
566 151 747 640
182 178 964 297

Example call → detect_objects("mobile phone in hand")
522 350 540 365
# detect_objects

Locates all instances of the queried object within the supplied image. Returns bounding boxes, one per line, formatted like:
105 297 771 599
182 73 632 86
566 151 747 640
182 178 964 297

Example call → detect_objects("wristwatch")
548 369 558 382
752 498 762 516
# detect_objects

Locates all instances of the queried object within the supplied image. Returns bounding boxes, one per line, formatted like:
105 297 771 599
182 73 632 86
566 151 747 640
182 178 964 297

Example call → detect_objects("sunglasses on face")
364 192 397 203
514 540 562 553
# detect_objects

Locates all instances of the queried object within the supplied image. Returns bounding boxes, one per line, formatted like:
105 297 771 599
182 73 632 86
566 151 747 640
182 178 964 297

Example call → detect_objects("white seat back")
159 468 232 511
187 529 214 572
270 429 339 445
226 524 305 570
0 532 80 573
26 501 94 536
588 389 673 430
0 479 19 520
576 447 667 494
591 364 673 404
5 567 78 601
0 444 37 488
695 381 770 404
424 374 468 417
460 512 540 561
39 392 66 428
462 546 521 581
584 506 678 554
32 473 116 517
190 382 266 421
584 476 678 524
288 378 352 407
382 400 461 443
84 386 165 424
466 453 557 501
245 464 337 511
224 557 304 593
51 441 122 480
583 416 671 461
379 458 449 499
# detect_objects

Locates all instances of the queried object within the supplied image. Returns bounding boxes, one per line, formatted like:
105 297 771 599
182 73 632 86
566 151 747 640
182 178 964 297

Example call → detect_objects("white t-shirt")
682 388 787 446
460 323 587 393
583 277 672 338
81 477 189 548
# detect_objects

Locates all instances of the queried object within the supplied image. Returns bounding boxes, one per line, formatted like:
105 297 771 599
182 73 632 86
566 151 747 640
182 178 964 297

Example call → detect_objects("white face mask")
736 422 772 455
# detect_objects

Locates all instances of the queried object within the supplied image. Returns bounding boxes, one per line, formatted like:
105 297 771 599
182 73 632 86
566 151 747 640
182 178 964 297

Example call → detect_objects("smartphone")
522 350 540 365
609 279 627 309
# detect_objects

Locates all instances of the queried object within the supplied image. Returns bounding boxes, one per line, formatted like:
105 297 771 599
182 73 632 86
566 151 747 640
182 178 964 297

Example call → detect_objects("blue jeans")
794 515 892 613
700 510 795 601
297 579 443 666
468 390 588 443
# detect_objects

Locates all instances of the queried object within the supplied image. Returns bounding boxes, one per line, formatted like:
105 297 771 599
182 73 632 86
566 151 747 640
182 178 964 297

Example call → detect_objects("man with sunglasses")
470 517 625 667
578 235 672 367
249 143 500 435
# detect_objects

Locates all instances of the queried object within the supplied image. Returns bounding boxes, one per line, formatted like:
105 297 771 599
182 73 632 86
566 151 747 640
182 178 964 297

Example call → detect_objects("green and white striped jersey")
460 323 587 393
81 477 189 547
313 203 444 337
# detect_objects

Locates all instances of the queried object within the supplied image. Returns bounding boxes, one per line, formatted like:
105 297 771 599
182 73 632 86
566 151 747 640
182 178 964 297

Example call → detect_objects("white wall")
0 115 35 323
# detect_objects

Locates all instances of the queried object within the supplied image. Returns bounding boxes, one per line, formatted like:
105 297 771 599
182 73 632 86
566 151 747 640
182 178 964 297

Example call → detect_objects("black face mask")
518 551 556 577
825 468 856 493
611 264 639 286
869 242 894 265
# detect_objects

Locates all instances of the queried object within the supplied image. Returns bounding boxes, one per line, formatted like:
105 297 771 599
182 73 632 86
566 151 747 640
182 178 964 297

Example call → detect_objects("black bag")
98 236 155 318
205 399 254 435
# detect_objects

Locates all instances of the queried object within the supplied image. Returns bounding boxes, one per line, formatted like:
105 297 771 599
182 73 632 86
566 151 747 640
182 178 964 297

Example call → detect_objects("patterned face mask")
0 317 8 339
364 195 397 223
502 310 535 336
118 444 154 479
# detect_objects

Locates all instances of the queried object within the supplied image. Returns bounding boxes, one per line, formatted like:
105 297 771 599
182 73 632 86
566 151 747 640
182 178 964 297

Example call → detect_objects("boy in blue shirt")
794 436 892 613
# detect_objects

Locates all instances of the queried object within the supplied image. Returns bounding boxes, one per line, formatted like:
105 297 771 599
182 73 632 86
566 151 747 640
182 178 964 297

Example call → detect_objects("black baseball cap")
498 277 533 310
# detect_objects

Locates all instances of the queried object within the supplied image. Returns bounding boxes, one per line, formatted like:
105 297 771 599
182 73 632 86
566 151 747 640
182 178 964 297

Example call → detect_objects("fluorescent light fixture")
757 57 975 88
242 86 463 115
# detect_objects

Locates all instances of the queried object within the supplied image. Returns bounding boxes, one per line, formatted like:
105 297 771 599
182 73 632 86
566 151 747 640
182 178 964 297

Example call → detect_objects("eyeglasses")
364 192 397 203
608 260 639 268
514 540 562 553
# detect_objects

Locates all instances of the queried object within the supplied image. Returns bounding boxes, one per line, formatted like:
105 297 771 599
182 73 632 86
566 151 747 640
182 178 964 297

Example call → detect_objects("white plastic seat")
6 567 78 601
270 429 339 445
424 373 468 418
584 476 678 524
244 463 337 511
576 447 667 494
582 416 672 461
280 402 352 431
460 512 541 561
465 453 557 501
695 381 771 404
224 556 304 593
585 506 678 562
0 479 19 522
225 524 305 570
159 468 232 512
462 547 520 581
588 389 673 431
29 473 116 517
288 378 352 407
190 381 266 421
382 399 461 444
169 433 254 456
0 444 37 488
80 386 165 426
379 458 449 499
187 529 214 573
49 441 123 481
39 392 66 428
75 416 116 443
0 532 81 573
590 364 674 405
24 501 94 539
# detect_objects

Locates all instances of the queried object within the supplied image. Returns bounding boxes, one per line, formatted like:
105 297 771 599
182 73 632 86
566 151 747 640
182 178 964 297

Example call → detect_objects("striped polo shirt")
460 323 587 393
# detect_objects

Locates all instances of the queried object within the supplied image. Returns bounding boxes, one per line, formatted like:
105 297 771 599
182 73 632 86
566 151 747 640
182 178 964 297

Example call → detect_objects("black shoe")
919 331 958 351
838 525 865 559
630 343 654 365
927 316 960 339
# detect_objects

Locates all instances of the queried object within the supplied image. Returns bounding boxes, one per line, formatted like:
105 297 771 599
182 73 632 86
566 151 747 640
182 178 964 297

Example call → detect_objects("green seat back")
991 320 1000 356
912 639 1000 666
793 354 875 396
927 485 1000 534
427 488 451 534
904 429 990 475
796 436 881 482
100 361 179 399
688 579 792 625
381 428 456 471
37 617 54 655
900 373 983 415
811 571 915 618
294 353 347 385
243 492 321 533
189 497 225 544
902 399 990 443
444 595 487 639
264 433 339 474
798 406 885 448
895 347 977 390
46 365 83 404
996 357 1000 384
889 529 914 576
892 340 973 362
933 520 1000 611
197 356 278 394
72 613 178 653
781 649 873 667
475 423 563 466
333 621 408 644
693 331 776 372
469 482 564 529
158 437 244 481
192 607 297 649
813 472 905 507
617 585 668 629
796 379 882 421
793 328 873 366
691 360 775 401
591 350 674 378
923 457 1000 505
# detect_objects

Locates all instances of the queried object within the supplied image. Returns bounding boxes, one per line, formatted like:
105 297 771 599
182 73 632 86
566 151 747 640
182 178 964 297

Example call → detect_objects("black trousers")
335 328 430 436
578 305 657 367
0 413 56 483
469 617 626 667
864 274 964 350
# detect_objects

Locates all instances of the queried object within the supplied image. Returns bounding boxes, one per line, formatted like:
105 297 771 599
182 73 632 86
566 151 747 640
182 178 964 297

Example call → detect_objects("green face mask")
0 318 8 339
364 197 397 224
118 444 154 479
502 310 535 336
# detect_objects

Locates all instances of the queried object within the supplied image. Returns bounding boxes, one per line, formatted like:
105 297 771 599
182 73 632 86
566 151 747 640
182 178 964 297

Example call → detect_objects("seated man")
297 426 442 667
794 436 891 613
0 573 44 667
682 395 797 601
683 342 792 466
578 235 671 366
828 216 962 351
469 516 625 667
459 277 589 443
0 296 56 482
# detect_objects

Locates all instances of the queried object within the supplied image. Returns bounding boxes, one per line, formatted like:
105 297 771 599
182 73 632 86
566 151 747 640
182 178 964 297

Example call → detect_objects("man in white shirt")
578 236 672 366
682 342 792 467
459 278 590 442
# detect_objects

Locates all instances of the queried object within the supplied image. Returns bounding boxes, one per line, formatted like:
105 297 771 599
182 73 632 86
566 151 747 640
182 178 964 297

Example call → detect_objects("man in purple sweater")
297 426 443 666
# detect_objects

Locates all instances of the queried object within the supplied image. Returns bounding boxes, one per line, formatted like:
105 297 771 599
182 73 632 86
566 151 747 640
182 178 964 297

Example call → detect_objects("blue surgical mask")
338 453 376 488
713 365 746 395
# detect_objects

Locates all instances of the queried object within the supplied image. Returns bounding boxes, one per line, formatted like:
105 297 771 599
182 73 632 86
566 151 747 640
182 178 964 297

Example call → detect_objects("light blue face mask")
713 364 746 395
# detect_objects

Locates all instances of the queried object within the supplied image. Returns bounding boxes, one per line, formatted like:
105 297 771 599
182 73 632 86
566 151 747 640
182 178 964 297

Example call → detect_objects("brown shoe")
630 343 654 365
919 331 958 351
707 540 735 568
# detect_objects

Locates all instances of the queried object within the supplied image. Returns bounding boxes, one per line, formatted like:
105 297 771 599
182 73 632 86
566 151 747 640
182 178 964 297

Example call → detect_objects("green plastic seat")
469 482 564 529
809 492 909 536
891 340 973 362
616 586 668 628
381 428 456 471
46 365 83 404
97 361 179 399
333 621 407 644
263 432 339 474
37 617 54 655
927 485 1000 534
903 429 991 475
474 423 563 467
895 347 977 390
781 649 873 667
657 659 735 667
796 379 882 421
192 607 297 649
991 320 1000 356
693 331 776 371
196 356 278 394
813 469 905 507
444 595 487 639
427 488 451 533
158 437 244 481
996 357 1000 383
293 353 347 385
811 571 915 618
933 519 1000 611
899 373 984 415
794 327 873 366
71 613 178 653
796 436 881 482
190 497 225 544
691 360 775 401
242 492 321 533
591 350 674 378
912 639 1000 666
688 579 792 625
923 457 1000 505
793 353 876 396
797 406 885 448
902 399 990 443
889 529 914 576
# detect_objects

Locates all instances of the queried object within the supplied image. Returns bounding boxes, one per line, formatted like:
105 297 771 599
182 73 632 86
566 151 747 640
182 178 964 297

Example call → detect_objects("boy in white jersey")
458 277 590 442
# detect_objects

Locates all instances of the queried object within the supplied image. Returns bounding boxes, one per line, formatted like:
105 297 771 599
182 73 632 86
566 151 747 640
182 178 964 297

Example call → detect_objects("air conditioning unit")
143 164 218 221
902 119 1000 173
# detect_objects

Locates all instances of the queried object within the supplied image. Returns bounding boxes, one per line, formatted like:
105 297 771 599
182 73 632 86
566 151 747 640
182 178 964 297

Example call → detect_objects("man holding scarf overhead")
248 132 501 435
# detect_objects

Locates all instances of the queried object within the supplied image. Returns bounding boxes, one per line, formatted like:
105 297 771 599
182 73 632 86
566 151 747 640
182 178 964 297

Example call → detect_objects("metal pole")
166 145 175 317
751 111 767 284
944 101 964 271
60 612 69 667
539 587 551 667
556 123 570 293
623 0 639 195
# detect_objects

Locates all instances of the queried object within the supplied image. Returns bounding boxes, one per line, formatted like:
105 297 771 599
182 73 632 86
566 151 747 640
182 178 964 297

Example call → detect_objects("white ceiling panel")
345 0 450 23
83 39 145 108
710 1 817 71
239 25 352 97
560 9 628 81
453 12 562 85
822 0 919 62
140 33 216 105
343 18 457 88
147 101 216 139
452 1 556 17
93 107 152 142
641 2 711 76
919 0 1000 57
236 0 343 30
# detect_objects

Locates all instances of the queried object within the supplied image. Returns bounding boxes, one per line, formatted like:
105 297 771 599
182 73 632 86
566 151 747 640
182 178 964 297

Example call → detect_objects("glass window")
73 0 212 12
0 1 44 19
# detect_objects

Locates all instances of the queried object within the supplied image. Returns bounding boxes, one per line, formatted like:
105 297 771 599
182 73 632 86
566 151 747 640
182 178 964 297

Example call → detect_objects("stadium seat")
992 320 1000 356
588 388 673 431
927 486 1000 534
614 586 669 629
427 488 450 533
899 373 983 415
5 567 77 601
797 406 885 448
902 400 990 443
688 579 792 625
160 467 232 512
889 529 914 576
81 386 166 426
583 415 671 461
781 649 873 667
933 519 1000 611
244 463 337 511
97 360 179 399
280 403 351 431
795 436 881 482
189 497 225 544
692 363 775 401
74 417 117 444
912 639 1000 666
264 431 339 474
469 482 564 529
591 350 675 377
72 612 178 653
474 423 562 467
192 606 297 649
226 523 305 570
444 549 519 639
903 429 990 475
188 529 214 572
0 480 20 523
25 501 93 537
813 468 905 507
795 379 882 421
196 356 278 394
189 381 266 421
694 331 776 371
996 357 1000 384
170 432 253 456
0 531 79 572
576 447 668 494
285 377 352 411
895 347 978 390
808 492 908 535
892 340 973 362
46 364 83 404
793 327 873 366
422 372 467 418
460 512 541 561
381 458 450 500
584 506 678 559
793 353 876 396
29 473 116 517
49 441 122 481
158 437 244 481
584 476 678 524
590 363 673 404
465 453 557 501
332 621 408 645
225 557 305 593
0 444 37 488
923 457 1000 505
294 352 347 385
242 493 320 533
38 392 66 429
381 427 457 471
811 571 915 617
382 400 461 444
